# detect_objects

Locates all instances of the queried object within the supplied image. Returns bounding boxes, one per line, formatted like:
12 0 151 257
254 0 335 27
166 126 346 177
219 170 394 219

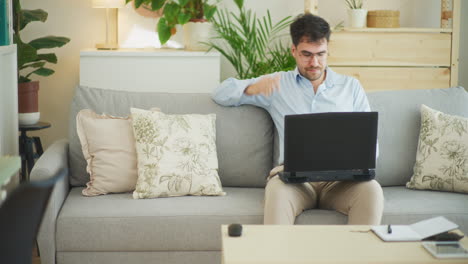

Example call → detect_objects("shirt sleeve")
352 78 371 112
211 76 273 109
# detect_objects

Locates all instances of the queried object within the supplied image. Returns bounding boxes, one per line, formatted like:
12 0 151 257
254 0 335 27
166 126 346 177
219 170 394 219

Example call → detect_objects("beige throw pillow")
407 105 468 193
76 109 138 196
130 108 225 199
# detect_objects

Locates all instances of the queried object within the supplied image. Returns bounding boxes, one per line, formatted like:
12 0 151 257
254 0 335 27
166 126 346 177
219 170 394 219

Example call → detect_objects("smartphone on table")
422 241 468 259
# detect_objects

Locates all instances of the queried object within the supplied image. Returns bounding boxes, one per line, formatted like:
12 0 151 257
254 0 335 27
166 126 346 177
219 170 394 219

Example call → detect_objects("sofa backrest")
69 86 274 188
367 87 468 187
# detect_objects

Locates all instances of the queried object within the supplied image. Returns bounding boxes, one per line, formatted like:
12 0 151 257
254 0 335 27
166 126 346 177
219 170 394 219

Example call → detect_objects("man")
212 13 384 225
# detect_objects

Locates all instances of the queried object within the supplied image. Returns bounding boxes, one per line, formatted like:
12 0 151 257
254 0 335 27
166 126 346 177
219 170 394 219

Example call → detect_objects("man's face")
291 39 328 82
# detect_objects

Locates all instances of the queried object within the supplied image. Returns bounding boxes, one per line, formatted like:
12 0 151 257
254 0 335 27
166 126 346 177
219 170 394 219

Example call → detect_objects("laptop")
278 112 378 184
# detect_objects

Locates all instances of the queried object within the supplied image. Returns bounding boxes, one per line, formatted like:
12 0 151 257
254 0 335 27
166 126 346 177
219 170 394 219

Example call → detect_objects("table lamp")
92 0 125 49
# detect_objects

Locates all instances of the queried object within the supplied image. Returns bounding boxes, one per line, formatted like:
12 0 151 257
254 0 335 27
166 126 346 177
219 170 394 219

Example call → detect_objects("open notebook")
372 216 459 242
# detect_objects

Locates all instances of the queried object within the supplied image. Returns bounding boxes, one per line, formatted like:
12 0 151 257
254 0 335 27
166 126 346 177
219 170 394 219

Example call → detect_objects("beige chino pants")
264 166 384 225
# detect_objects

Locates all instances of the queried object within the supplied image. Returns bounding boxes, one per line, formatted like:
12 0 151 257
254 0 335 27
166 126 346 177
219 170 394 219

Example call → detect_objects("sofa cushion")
367 87 468 186
69 86 274 188
130 108 224 198
56 187 264 252
296 186 468 233
57 186 468 253
407 105 468 193
380 186 468 233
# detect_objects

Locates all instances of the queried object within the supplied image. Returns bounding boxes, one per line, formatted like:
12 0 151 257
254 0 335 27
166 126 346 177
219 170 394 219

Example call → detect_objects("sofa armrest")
30 139 70 264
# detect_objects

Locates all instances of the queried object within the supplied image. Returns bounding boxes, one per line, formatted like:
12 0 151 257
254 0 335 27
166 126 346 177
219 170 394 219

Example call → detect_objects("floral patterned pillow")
407 105 468 193
130 108 225 199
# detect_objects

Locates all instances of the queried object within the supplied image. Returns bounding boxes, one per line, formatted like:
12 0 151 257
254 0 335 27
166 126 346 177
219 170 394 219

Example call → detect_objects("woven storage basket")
367 10 400 28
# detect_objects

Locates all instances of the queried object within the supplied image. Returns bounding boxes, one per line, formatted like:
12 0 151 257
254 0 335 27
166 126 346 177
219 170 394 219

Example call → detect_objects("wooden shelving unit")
312 0 461 91
337 27 453 33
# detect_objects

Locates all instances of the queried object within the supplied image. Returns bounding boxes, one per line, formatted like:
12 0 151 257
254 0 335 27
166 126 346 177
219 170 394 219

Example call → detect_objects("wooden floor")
33 245 41 264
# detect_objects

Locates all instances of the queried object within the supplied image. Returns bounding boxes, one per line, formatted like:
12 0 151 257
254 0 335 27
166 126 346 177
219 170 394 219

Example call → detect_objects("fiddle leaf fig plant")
128 0 218 45
13 0 70 83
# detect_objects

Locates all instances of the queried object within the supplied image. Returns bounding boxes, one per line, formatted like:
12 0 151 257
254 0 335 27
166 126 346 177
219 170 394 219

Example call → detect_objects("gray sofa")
32 85 468 264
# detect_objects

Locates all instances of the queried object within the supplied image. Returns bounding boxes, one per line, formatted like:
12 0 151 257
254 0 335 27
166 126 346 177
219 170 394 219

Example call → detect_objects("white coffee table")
221 225 468 264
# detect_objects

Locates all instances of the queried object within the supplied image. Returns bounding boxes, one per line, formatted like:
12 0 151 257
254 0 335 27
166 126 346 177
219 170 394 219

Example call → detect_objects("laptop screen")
284 112 378 172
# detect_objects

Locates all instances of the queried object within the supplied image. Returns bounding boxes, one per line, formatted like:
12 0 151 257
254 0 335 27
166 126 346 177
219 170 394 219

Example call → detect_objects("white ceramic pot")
19 112 40 125
348 9 368 28
183 21 212 51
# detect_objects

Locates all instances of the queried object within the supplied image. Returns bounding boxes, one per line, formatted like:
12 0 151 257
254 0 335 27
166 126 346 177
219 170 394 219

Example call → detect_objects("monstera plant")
129 0 218 49
13 0 70 124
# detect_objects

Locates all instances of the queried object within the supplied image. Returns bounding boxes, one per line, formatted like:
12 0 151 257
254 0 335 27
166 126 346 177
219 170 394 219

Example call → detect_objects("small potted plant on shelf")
345 0 367 28
13 0 70 125
128 0 218 50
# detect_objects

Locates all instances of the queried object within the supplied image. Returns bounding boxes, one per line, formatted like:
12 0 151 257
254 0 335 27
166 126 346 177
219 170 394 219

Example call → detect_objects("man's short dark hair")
290 13 331 46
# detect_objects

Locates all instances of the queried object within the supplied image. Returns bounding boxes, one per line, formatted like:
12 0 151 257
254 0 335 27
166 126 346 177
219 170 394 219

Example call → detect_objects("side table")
18 122 51 182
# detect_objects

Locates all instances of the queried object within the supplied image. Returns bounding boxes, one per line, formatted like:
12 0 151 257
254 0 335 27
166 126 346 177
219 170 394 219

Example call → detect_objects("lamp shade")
92 0 125 8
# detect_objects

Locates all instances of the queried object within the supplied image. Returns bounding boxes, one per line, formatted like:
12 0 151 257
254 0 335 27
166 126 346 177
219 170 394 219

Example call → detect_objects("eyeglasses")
298 50 327 63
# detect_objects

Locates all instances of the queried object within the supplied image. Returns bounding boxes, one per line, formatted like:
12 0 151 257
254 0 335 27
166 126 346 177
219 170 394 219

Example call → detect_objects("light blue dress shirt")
212 67 372 164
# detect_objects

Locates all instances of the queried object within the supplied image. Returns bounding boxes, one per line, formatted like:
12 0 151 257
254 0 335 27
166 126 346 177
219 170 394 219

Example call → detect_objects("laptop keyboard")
291 169 374 182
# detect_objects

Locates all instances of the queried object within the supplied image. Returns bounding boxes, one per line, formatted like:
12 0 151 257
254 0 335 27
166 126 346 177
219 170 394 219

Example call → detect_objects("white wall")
20 0 467 149
20 0 104 148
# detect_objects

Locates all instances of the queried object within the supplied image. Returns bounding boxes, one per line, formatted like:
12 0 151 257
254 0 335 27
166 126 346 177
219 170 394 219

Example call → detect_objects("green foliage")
12 0 70 83
204 2 295 79
126 0 218 45
344 0 363 9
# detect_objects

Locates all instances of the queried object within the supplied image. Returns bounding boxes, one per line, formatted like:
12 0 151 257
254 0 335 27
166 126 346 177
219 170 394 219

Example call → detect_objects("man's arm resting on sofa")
212 75 274 108
30 139 70 264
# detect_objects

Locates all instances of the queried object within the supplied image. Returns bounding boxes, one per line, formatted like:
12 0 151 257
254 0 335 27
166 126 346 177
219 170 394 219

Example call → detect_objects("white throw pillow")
76 109 138 196
407 105 468 193
130 108 225 199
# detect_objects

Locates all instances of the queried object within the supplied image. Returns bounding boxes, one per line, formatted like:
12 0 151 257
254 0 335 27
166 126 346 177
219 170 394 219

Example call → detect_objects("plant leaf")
14 34 38 68
178 0 189 7
204 4 217 20
178 12 191 25
36 53 58 64
135 0 145 9
27 67 55 78
20 61 46 70
151 0 165 10
163 2 181 25
19 9 48 30
234 0 244 10
157 17 171 44
207 5 294 79
29 36 70 50
18 76 31 83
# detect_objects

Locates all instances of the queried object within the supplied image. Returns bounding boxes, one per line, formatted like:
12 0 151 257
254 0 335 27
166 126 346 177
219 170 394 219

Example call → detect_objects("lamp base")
96 43 119 50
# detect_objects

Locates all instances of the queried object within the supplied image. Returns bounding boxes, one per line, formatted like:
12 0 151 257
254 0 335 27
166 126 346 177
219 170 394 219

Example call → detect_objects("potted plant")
13 0 70 125
128 0 218 50
345 0 367 28
204 0 295 79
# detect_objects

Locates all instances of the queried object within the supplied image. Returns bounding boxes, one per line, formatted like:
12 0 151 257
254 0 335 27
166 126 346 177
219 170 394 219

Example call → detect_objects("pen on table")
387 224 392 234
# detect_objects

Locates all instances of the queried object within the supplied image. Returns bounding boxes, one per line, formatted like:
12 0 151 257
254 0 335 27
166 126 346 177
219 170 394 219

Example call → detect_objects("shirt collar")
294 66 345 88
